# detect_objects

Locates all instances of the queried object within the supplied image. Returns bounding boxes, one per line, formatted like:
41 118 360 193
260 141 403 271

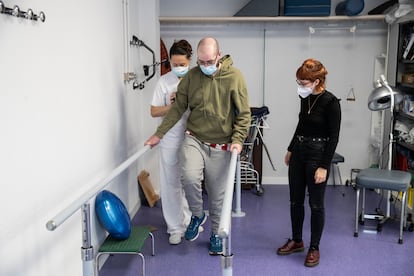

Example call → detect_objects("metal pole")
233 155 245 217
218 150 238 237
219 150 238 276
81 203 94 276
221 235 233 276
383 75 395 218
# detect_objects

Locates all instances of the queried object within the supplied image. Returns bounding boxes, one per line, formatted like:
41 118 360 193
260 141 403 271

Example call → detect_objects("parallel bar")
232 155 245 217
81 203 94 276
218 149 238 238
46 145 151 231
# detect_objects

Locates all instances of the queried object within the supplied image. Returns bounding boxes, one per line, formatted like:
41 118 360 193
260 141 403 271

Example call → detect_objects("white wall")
160 0 390 184
0 0 159 275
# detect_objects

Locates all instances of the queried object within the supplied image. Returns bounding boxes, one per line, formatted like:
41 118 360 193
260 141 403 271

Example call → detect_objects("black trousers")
288 140 329 248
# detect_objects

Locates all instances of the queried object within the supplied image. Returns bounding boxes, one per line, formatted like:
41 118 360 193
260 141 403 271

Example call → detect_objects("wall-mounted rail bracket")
0 1 45 22
123 72 137 82
129 35 160 90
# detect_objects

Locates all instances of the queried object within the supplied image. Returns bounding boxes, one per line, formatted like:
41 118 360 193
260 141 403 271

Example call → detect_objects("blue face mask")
172 66 189 78
200 64 217 76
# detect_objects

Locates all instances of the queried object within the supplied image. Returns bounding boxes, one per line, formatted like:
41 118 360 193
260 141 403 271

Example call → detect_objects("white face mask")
297 85 313 98
172 66 189 78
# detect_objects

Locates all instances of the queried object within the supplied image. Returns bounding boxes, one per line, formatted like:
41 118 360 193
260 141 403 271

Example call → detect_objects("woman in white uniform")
151 40 193 245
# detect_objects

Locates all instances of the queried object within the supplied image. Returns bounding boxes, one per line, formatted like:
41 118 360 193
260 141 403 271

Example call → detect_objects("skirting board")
262 176 288 185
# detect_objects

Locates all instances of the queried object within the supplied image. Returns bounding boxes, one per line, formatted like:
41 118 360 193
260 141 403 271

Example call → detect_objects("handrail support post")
221 234 233 276
81 203 95 276
232 155 245 217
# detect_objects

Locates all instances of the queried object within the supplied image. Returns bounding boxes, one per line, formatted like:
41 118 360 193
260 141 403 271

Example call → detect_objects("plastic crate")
284 0 331 16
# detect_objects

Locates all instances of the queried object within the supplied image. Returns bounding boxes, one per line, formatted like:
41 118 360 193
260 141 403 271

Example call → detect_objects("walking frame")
239 106 276 195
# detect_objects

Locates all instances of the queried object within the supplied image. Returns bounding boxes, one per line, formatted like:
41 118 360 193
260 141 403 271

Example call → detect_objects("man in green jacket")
145 37 251 255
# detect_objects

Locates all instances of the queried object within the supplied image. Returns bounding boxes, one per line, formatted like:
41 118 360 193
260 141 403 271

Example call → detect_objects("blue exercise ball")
95 190 131 240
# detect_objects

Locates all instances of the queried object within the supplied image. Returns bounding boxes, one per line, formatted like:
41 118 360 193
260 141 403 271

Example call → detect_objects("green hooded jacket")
155 54 251 146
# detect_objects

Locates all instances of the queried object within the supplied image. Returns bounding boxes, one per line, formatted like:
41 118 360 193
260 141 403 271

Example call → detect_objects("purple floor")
99 185 414 276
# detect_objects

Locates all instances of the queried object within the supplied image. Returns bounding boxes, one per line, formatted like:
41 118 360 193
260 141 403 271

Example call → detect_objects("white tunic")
151 71 189 148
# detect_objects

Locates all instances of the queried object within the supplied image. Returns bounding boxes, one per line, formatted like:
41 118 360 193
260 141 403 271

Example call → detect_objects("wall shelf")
160 15 386 24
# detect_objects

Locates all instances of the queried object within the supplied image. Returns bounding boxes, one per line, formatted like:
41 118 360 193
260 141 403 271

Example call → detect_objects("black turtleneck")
288 90 341 169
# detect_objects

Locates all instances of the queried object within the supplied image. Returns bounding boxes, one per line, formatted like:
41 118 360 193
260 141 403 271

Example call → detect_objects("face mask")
172 66 189 78
297 85 313 98
200 64 217 76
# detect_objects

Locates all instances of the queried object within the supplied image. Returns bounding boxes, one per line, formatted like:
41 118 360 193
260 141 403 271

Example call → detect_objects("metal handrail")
46 145 150 231
218 149 238 276
218 149 238 238
46 145 151 276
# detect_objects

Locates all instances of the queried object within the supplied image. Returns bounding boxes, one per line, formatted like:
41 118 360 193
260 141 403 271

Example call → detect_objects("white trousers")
159 146 191 235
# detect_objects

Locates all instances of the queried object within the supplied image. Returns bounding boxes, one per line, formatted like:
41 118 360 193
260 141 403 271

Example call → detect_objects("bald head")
197 37 220 62
198 37 219 53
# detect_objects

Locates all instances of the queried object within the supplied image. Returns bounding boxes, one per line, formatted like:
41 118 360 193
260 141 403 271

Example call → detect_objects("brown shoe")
277 239 304 255
304 248 320 267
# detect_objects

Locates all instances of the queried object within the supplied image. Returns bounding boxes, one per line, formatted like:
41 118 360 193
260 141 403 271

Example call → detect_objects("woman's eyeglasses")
296 79 313 86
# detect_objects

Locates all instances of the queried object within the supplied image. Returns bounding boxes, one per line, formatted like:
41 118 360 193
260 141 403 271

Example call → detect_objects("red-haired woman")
277 58 341 267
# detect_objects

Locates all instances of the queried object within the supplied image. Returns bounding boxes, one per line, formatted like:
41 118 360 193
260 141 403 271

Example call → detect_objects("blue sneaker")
185 213 206 241
209 233 223 256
